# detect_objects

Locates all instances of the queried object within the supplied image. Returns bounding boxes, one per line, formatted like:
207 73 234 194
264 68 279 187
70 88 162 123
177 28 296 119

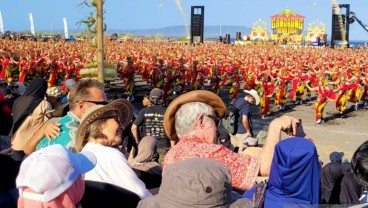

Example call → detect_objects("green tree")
78 0 105 82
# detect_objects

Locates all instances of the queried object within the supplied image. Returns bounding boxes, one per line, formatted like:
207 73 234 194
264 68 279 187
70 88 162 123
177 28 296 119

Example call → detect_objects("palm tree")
78 0 105 82
96 0 104 82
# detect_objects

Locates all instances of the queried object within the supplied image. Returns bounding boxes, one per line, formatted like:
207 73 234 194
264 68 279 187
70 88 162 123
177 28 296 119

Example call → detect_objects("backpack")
221 100 247 134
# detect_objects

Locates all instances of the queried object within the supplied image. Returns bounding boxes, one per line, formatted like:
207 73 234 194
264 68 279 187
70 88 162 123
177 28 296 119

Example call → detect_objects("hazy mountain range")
65 25 252 38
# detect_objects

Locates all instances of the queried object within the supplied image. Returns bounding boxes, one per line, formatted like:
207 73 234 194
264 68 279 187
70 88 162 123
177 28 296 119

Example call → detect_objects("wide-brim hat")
75 99 134 152
164 90 227 141
244 89 260 105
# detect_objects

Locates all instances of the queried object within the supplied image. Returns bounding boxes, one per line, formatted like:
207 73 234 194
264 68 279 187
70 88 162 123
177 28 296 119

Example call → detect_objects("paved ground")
110 77 368 165
250 95 368 165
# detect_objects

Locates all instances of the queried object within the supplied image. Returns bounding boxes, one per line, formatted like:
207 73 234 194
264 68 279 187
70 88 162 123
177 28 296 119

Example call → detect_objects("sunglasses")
11 85 19 89
205 114 220 127
0 82 7 87
82 100 109 105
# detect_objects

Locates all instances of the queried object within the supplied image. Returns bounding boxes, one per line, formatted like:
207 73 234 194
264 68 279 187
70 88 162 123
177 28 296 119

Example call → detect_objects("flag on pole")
63 17 69 39
29 13 35 36
0 11 4 34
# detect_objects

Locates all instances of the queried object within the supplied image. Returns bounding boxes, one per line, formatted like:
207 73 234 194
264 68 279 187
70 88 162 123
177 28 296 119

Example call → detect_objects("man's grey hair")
68 79 105 110
175 102 214 138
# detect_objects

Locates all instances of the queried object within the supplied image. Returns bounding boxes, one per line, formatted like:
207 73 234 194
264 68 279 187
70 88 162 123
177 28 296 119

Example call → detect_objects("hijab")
128 136 162 175
17 82 27 95
339 161 363 205
264 137 320 207
320 159 344 203
10 78 48 137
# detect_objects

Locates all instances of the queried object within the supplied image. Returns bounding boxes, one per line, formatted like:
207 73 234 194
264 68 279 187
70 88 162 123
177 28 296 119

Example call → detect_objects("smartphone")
296 119 306 138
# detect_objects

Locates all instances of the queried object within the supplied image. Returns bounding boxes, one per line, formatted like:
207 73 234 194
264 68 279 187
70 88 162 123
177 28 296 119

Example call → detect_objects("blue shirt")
234 98 251 134
36 111 80 152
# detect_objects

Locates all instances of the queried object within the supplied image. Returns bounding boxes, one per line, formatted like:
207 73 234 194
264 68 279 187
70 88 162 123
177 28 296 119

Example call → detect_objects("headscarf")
10 78 48 137
320 160 344 203
339 162 363 205
18 176 85 208
264 137 320 207
16 82 27 95
128 136 162 175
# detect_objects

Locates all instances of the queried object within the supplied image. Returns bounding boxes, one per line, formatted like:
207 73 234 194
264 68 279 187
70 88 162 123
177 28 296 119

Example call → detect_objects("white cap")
16 144 96 202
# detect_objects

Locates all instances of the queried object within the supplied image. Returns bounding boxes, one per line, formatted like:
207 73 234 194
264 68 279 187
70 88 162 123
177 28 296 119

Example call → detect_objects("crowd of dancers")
1 38 368 124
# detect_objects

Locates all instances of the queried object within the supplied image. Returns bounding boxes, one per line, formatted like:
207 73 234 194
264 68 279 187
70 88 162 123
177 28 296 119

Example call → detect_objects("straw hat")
75 99 134 152
242 147 262 157
164 90 227 141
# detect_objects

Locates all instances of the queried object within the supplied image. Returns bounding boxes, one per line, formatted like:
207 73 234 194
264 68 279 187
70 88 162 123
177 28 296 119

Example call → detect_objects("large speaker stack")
225 34 230 44
236 32 242 41
190 6 204 44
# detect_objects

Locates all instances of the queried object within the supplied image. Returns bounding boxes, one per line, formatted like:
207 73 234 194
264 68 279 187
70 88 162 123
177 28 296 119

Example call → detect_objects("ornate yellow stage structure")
250 19 269 41
305 20 326 43
270 8 305 44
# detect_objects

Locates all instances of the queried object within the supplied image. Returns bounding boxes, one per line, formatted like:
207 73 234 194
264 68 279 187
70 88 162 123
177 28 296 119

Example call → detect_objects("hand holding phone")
295 119 306 138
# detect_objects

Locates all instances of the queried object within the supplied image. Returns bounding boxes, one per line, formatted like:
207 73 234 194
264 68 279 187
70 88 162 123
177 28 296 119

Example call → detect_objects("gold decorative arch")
305 19 326 43
250 18 269 41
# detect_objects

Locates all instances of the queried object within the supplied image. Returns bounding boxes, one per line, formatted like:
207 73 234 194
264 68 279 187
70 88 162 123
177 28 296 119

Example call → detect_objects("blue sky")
1 0 368 40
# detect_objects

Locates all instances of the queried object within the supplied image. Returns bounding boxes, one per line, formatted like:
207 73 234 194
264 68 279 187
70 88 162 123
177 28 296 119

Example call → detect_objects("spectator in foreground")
10 78 51 161
74 99 152 199
16 144 96 208
162 90 302 191
23 79 107 154
350 140 368 207
131 88 170 150
128 135 162 175
339 161 363 205
128 135 162 189
5 82 26 108
230 89 260 152
138 158 250 208
0 91 12 136
45 86 63 110
264 137 320 207
320 151 345 204
61 79 77 104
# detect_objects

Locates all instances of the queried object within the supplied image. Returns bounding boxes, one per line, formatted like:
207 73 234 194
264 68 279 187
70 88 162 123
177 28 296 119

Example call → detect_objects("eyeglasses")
82 100 109 105
205 114 220 127
0 82 7 87
11 85 19 89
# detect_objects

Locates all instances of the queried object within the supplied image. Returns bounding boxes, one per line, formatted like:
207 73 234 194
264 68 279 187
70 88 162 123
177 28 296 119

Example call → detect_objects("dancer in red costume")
13 55 28 83
274 69 290 111
121 57 136 101
306 79 335 124
361 72 368 108
255 74 275 119
0 53 12 82
209 67 224 96
191 60 208 91
330 74 356 114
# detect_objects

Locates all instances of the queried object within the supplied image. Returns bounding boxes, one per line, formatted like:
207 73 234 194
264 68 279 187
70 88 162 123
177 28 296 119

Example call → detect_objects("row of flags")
0 11 69 39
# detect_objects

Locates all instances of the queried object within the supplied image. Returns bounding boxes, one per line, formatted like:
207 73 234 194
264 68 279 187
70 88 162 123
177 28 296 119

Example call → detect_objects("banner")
29 13 35 36
0 11 4 34
63 17 68 39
